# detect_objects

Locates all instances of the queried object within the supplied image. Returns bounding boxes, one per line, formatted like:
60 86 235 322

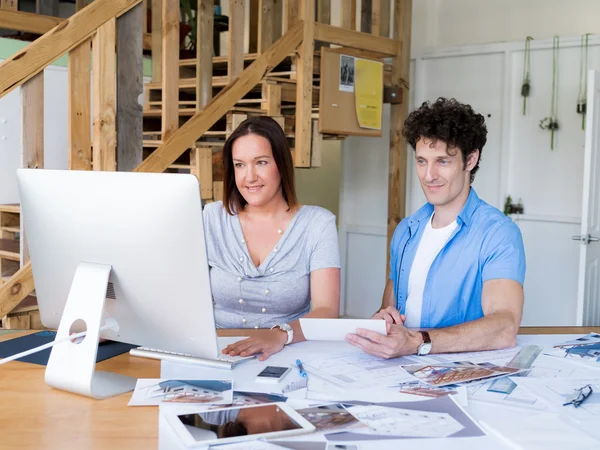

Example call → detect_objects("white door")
575 70 600 326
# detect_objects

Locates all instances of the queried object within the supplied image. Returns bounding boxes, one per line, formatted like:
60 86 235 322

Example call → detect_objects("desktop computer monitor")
16 168 220 398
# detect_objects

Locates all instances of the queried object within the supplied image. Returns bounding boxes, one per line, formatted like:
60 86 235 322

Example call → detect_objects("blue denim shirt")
389 189 526 328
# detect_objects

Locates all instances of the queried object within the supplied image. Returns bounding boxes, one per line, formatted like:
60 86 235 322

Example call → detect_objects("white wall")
412 0 600 56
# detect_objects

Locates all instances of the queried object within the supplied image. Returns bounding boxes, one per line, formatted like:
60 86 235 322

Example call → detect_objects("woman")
203 116 340 361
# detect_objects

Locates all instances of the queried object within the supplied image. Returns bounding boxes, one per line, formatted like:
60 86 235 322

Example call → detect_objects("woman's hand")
221 329 288 361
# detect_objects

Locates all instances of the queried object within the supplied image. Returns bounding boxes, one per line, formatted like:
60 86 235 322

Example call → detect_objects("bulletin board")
319 47 384 137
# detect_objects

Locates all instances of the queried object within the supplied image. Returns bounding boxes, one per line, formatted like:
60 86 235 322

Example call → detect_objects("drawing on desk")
342 404 464 438
397 382 459 398
546 333 600 366
302 351 416 389
513 377 600 419
403 361 521 387
128 379 233 406
296 404 363 433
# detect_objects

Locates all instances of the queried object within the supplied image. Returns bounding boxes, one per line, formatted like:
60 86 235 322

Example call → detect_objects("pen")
296 359 307 378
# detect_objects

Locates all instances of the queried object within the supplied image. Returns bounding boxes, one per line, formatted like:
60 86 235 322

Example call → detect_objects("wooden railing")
0 0 410 321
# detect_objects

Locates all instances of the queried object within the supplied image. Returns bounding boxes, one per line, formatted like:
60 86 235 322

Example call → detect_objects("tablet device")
165 402 316 447
299 318 387 341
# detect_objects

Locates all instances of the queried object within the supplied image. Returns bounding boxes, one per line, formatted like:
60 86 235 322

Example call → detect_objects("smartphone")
255 365 292 384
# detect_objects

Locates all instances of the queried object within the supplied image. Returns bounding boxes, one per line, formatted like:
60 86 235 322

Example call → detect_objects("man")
346 98 526 359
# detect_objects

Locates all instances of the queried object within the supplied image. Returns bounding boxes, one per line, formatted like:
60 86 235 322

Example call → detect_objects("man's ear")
466 150 480 171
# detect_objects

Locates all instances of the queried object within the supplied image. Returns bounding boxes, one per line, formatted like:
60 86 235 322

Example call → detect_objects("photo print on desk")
296 404 363 433
128 379 233 406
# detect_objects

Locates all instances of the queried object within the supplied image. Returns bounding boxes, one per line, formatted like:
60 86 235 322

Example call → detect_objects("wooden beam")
310 119 322 167
283 0 299 31
315 0 330 52
37 0 59 17
0 263 34 320
0 10 63 34
387 0 411 272
272 0 282 40
313 23 397 56
68 39 92 171
372 0 381 36
258 0 274 54
381 0 390 37
228 0 245 81
151 0 162 82
226 112 247 138
249 0 259 53
213 181 224 202
92 18 117 171
361 0 372 33
294 0 314 168
116 4 143 171
75 0 90 11
0 0 18 10
0 0 142 101
190 147 213 199
134 22 303 173
161 0 179 141
263 82 281 116
341 0 356 30
196 0 214 110
21 73 44 265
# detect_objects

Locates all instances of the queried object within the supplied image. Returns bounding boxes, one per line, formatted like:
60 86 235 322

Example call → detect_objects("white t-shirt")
404 214 458 328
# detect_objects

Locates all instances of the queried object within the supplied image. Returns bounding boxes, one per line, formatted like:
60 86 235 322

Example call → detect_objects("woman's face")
232 133 283 208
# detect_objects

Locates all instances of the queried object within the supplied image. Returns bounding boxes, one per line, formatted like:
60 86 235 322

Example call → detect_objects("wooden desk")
1 327 598 450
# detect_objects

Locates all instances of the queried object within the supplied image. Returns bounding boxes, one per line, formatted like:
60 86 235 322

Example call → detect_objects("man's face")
415 137 478 207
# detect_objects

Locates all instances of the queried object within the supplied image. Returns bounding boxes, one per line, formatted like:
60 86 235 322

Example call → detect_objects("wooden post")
272 0 282 41
381 0 390 37
92 18 117 171
310 119 322 167
151 0 162 82
258 0 275 54
0 0 17 10
387 0 411 271
190 147 213 199
75 0 88 11
68 39 92 171
21 73 44 265
262 82 281 115
213 181 224 202
249 0 259 53
315 0 330 52
294 0 315 168
36 0 59 16
197 0 214 111
228 0 245 81
372 0 381 36
117 3 143 171
361 0 372 33
226 112 247 138
341 0 356 30
283 0 299 32
162 0 179 141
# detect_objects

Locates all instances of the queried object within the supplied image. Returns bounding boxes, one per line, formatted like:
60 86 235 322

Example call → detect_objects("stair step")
0 204 20 214
0 226 19 233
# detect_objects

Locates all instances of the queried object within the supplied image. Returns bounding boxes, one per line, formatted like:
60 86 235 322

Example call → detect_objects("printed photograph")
128 379 233 406
339 55 355 92
297 404 362 432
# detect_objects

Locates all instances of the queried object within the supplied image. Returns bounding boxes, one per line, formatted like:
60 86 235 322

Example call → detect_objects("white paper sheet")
302 351 416 389
300 319 386 341
344 404 464 438
467 354 600 411
128 379 233 407
512 377 600 420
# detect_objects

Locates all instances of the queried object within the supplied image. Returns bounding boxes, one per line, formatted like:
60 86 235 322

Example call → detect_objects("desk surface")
1 326 598 450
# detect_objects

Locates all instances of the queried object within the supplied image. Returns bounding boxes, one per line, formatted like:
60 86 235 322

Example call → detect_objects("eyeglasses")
563 384 593 408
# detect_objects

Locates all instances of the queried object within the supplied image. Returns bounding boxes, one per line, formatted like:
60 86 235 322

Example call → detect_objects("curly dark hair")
402 97 487 183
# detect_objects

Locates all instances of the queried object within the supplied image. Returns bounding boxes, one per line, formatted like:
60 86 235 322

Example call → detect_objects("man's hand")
345 324 420 359
371 306 406 327
221 330 288 361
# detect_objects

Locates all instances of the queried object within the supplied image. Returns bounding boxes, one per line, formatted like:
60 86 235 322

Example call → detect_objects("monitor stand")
44 262 137 399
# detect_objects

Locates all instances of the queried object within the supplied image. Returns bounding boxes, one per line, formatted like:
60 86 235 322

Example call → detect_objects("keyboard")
129 346 255 370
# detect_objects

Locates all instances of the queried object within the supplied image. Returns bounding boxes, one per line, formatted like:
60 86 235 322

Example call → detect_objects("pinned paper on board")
339 55 355 92
354 58 384 130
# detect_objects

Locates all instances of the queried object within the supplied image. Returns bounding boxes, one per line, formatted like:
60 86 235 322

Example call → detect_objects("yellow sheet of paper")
355 58 383 130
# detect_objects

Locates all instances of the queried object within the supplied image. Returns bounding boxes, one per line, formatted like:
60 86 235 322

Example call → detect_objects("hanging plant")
521 36 533 115
539 36 560 150
577 33 590 130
